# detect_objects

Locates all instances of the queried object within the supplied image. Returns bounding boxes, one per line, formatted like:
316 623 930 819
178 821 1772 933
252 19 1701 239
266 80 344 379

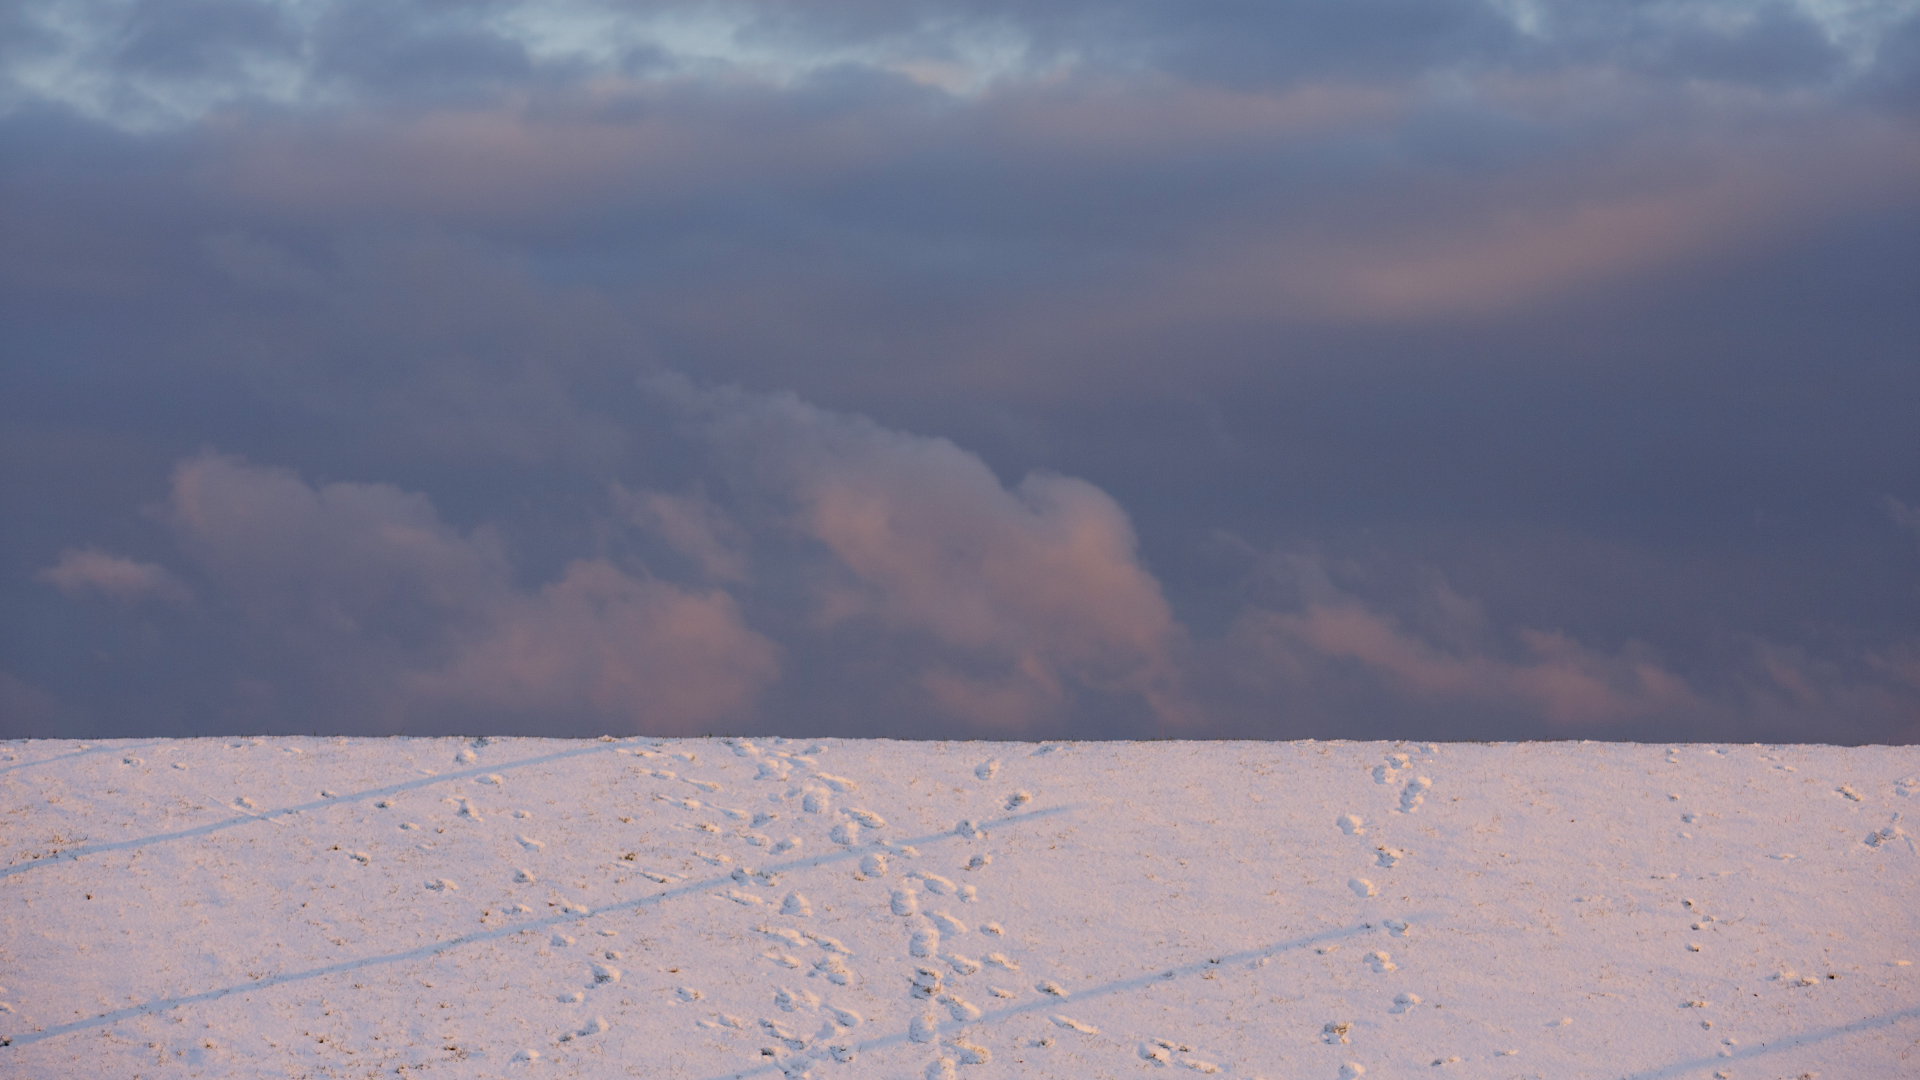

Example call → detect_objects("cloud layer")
3 0 1917 741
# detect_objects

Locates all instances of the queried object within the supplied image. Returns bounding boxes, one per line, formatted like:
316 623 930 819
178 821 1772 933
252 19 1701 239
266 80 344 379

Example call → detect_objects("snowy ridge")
2 738 1916 1078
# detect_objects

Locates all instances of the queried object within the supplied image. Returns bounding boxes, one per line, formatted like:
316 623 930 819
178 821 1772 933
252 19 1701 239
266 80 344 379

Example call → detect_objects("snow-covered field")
2 738 1916 1079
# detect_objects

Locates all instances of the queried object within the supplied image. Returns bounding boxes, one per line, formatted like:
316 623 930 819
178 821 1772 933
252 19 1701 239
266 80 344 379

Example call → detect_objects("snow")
2 737 1916 1079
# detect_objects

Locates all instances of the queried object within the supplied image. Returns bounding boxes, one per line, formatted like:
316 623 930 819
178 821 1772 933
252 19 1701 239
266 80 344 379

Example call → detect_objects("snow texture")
2 738 1916 1078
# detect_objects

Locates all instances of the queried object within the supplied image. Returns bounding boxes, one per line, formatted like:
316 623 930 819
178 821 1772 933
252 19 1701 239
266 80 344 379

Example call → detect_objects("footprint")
552 933 576 946
925 1057 956 1080
1398 777 1431 813
986 952 1020 971
892 889 920 916
1322 1021 1352 1045
480 773 505 785
1052 1015 1098 1035
966 854 991 870
592 962 623 985
940 994 981 1021
945 953 981 975
1339 1064 1366 1080
759 1018 804 1049
1375 846 1404 868
976 760 1001 781
828 1005 862 1027
1391 992 1421 1014
764 951 801 969
558 991 583 1003
815 773 859 793
989 985 1019 998
806 933 852 955
917 873 958 895
830 819 861 846
1037 980 1069 998
1339 815 1365 836
812 955 852 985
774 987 820 1012
425 878 459 891
849 808 887 828
723 889 764 906
912 967 944 998
982 922 1004 936
515 834 545 850
774 837 802 854
782 893 812 916
803 789 829 814
1366 950 1397 972
931 911 968 935
1839 785 1864 801
1349 878 1377 898
733 866 779 887
513 867 536 883
675 986 702 1002
911 926 941 957
1374 763 1398 785
954 820 986 840
909 1011 939 1044
1006 791 1031 811
1385 918 1411 937
950 1037 990 1064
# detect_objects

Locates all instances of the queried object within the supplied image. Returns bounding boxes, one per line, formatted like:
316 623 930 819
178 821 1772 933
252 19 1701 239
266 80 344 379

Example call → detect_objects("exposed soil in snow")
3 738 1916 1078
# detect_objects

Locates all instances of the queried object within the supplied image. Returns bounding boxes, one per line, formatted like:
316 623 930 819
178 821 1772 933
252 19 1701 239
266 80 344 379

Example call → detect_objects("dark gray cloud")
3 0 1917 741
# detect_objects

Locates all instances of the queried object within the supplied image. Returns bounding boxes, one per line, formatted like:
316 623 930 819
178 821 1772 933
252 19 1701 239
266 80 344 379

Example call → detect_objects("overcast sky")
3 0 1917 743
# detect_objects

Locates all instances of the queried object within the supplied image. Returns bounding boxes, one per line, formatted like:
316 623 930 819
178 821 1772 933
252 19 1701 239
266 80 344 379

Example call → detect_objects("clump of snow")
1 738 1915 1076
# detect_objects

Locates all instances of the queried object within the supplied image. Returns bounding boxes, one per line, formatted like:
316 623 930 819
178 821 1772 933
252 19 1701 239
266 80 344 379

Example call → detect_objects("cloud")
165 452 779 733
1214 554 1704 730
685 384 1192 732
36 547 192 604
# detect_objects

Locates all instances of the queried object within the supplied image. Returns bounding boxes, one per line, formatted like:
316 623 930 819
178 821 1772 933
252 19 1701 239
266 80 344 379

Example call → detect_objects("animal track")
1349 878 1377 898
1006 791 1031 810
1339 814 1365 835
1367 951 1397 972
911 926 941 957
1391 991 1421 1013
1398 777 1431 813
782 893 812 916
893 889 920 916
860 852 888 876
986 952 1019 971
976 760 1000 781
1052 1015 1098 1035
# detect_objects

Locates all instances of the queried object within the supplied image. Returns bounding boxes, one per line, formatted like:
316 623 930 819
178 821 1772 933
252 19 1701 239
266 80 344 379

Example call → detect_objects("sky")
2 0 1917 744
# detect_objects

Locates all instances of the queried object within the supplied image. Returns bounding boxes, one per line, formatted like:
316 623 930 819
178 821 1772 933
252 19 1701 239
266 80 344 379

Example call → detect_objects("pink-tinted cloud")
166 453 778 733
694 387 1191 732
1220 557 1704 729
616 485 752 583
36 548 192 605
405 559 779 735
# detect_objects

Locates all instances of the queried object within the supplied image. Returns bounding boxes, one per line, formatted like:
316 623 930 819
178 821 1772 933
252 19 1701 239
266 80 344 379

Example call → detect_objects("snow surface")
3 738 1917 1079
